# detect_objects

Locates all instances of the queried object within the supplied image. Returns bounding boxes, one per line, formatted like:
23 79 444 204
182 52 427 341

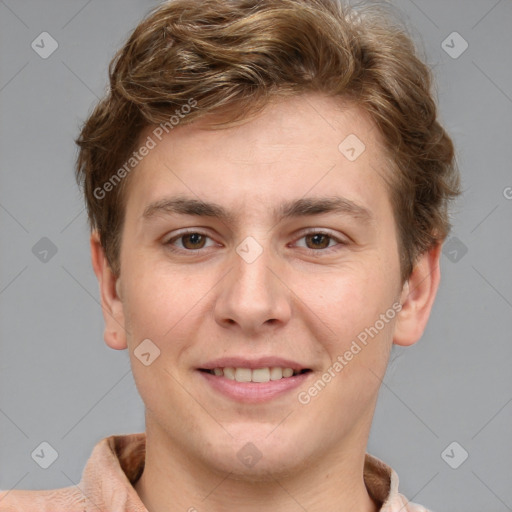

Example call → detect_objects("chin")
200 431 316 481
211 452 311 482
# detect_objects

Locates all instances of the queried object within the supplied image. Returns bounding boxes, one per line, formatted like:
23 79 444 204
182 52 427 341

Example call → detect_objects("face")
94 93 435 479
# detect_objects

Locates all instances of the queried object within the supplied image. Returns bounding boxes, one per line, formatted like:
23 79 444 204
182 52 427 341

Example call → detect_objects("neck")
134 422 379 512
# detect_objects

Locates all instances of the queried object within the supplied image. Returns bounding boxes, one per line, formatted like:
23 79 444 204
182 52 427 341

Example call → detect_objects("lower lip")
198 370 312 403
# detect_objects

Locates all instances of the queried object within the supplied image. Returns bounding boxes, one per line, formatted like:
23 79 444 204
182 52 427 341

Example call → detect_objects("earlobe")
393 243 442 347
90 231 127 350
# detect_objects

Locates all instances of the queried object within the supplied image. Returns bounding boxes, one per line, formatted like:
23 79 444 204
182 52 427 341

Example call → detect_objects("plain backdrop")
0 1 511 511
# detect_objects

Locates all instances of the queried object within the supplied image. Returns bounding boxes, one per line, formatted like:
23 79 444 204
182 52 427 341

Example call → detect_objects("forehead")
123 93 392 224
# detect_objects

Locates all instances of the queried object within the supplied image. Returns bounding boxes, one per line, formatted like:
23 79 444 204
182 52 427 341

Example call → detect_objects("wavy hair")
75 0 461 283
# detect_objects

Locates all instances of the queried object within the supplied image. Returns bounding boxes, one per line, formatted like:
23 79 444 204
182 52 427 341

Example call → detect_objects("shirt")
0 432 432 511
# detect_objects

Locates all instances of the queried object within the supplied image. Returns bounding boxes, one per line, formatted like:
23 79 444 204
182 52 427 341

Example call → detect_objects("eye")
164 230 216 252
293 230 347 253
164 229 347 255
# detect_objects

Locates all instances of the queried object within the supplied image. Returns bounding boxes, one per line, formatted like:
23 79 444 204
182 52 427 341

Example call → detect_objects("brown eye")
165 231 215 252
304 233 332 250
180 233 207 250
294 230 347 255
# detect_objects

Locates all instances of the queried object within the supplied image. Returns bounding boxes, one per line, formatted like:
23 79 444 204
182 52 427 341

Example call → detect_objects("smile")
197 367 313 403
199 367 311 382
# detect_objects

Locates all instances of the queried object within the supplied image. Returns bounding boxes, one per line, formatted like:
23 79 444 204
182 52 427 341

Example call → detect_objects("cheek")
121 267 204 412
300 264 392 338
299 266 398 399
122 260 207 337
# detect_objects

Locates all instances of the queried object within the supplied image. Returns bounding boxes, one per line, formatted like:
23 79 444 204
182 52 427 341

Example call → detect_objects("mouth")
198 367 312 382
196 361 313 403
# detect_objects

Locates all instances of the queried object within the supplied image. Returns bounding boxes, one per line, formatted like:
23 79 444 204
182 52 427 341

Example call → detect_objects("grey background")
0 0 511 510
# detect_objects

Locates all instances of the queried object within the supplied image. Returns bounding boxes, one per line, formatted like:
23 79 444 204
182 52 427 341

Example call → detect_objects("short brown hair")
75 0 461 284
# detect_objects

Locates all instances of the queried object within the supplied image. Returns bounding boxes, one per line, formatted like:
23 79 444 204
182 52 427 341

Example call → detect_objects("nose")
213 239 292 336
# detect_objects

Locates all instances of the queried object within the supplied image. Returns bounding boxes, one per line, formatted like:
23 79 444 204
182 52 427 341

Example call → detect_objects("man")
0 0 460 510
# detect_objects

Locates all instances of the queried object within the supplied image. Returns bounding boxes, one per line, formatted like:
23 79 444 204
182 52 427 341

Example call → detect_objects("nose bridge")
214 234 291 332
235 236 275 299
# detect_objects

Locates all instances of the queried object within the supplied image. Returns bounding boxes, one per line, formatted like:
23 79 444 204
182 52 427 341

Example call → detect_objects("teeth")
223 367 235 380
269 367 283 380
235 368 252 382
208 367 301 382
252 368 270 382
282 368 293 378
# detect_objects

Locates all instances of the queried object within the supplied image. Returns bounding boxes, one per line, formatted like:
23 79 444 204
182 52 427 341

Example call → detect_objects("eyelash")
163 229 348 255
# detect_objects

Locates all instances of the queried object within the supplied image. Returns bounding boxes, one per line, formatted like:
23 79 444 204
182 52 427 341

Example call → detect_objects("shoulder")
0 486 86 511
380 490 435 512
364 453 434 512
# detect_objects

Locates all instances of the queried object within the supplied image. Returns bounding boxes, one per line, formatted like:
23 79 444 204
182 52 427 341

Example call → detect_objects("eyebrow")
141 195 374 225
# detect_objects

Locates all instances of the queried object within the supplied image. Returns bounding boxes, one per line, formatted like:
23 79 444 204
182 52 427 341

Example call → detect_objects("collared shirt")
0 432 432 511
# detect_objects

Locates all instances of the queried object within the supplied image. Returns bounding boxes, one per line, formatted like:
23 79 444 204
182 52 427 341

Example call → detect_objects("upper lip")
198 357 310 372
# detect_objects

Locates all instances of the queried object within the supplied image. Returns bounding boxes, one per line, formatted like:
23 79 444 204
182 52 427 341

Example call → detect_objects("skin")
91 92 441 512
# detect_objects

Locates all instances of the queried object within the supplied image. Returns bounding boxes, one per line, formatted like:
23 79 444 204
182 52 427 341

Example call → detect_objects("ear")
90 231 127 350
393 242 442 347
